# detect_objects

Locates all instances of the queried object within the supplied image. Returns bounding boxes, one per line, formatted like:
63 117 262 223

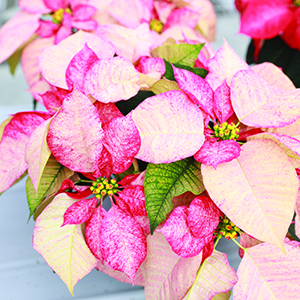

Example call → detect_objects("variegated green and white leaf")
0 116 12 142
26 156 74 218
25 118 52 192
33 193 97 295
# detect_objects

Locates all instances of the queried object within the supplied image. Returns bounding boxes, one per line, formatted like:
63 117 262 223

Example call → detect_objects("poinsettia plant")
1 1 300 299
235 0 300 88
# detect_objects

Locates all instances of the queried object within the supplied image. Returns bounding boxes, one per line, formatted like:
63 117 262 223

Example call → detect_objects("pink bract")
39 30 115 89
83 56 140 103
62 198 98 226
132 90 204 164
0 112 50 193
0 11 40 64
85 205 107 261
236 0 300 51
47 89 104 173
160 205 212 258
99 204 147 284
102 115 141 174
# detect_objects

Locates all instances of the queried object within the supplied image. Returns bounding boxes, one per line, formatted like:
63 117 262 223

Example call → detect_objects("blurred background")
0 1 250 299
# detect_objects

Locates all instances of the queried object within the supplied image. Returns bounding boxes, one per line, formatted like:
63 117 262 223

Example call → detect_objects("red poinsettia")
235 0 300 53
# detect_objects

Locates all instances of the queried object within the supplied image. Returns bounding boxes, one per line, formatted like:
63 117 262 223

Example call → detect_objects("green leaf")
145 157 205 233
26 156 74 219
163 60 208 81
0 116 12 142
7 48 22 75
152 43 204 67
150 79 181 95
173 63 208 79
33 194 55 221
33 193 97 295
163 60 175 81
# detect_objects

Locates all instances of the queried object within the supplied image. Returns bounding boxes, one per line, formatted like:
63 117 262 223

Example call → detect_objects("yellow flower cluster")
149 19 163 34
52 8 72 24
214 215 240 240
90 178 119 199
214 122 239 141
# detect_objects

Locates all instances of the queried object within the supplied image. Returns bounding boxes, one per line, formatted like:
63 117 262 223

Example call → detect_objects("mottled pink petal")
106 0 151 28
84 56 140 103
28 78 51 104
103 115 141 174
129 171 146 186
239 232 262 258
97 23 153 63
213 80 234 123
132 90 204 164
93 146 113 178
118 174 140 187
249 132 300 158
85 205 107 260
205 39 250 90
135 56 165 77
96 261 145 286
58 179 92 199
188 195 220 237
19 0 50 13
117 185 146 216
72 4 96 21
238 0 293 39
62 198 98 226
0 112 50 193
72 19 97 31
234 242 300 299
41 90 65 114
251 63 295 91
143 232 203 300
172 192 197 211
21 36 55 87
47 89 104 173
194 139 241 169
281 9 300 51
160 206 211 258
200 239 214 264
0 11 40 64
66 43 98 91
39 30 115 89
164 7 199 31
231 69 300 127
54 12 72 44
134 215 150 235
99 204 147 284
93 102 123 125
43 0 69 11
173 66 214 117
36 20 60 38
153 0 175 23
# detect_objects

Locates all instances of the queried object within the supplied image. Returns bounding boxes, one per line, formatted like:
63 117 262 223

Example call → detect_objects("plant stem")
132 158 140 173
231 238 246 251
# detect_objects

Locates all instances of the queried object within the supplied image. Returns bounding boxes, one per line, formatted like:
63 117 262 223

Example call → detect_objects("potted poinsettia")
1 1 300 300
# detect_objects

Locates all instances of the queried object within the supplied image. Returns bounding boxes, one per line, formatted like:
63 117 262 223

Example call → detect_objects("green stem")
236 121 241 127
231 238 246 251
214 237 220 249
132 158 140 173
73 179 93 185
